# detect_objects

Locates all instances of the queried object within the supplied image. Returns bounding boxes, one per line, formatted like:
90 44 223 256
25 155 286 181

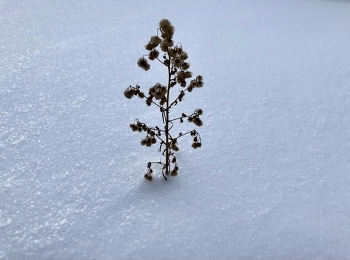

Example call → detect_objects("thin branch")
174 130 193 140
150 100 162 108
169 89 188 109
169 111 195 123
156 57 167 65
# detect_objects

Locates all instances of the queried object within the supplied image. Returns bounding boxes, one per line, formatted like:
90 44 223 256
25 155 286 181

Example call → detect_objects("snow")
1 0 350 259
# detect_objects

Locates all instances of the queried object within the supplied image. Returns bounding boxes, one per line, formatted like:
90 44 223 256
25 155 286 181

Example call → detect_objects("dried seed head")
192 143 199 149
170 170 178 176
137 57 150 71
129 124 138 131
175 47 183 54
172 57 182 68
124 89 134 99
177 77 186 87
159 19 175 39
185 71 192 79
164 59 170 66
145 36 161 50
196 79 204 88
145 42 155 51
144 174 153 181
181 62 190 70
162 38 174 47
171 143 179 151
196 109 203 115
149 49 159 60
160 41 169 52
180 51 188 60
150 84 166 100
179 90 185 102
143 136 153 147
138 92 145 98
177 71 186 80
168 48 176 57
193 117 203 126
189 79 196 88
151 35 162 44
146 97 152 106
195 75 204 88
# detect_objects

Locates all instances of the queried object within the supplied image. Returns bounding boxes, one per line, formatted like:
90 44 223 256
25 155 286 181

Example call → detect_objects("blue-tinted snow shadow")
136 176 183 196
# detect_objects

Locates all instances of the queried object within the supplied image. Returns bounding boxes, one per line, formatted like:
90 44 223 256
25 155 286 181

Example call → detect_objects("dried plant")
124 19 203 181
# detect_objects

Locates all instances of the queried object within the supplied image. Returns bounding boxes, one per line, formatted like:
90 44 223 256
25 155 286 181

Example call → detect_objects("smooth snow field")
1 0 350 259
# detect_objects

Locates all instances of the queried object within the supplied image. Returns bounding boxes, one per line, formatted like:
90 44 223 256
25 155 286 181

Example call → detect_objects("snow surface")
1 0 350 259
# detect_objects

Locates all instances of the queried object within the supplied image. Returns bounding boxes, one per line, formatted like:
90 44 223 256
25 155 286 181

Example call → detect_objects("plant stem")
165 52 171 177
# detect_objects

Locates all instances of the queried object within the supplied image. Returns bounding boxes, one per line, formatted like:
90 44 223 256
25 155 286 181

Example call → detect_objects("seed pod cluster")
149 83 167 100
124 85 145 99
187 108 204 127
144 162 153 181
141 136 157 147
170 139 179 151
170 165 179 176
188 75 204 92
129 120 147 132
191 130 202 149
